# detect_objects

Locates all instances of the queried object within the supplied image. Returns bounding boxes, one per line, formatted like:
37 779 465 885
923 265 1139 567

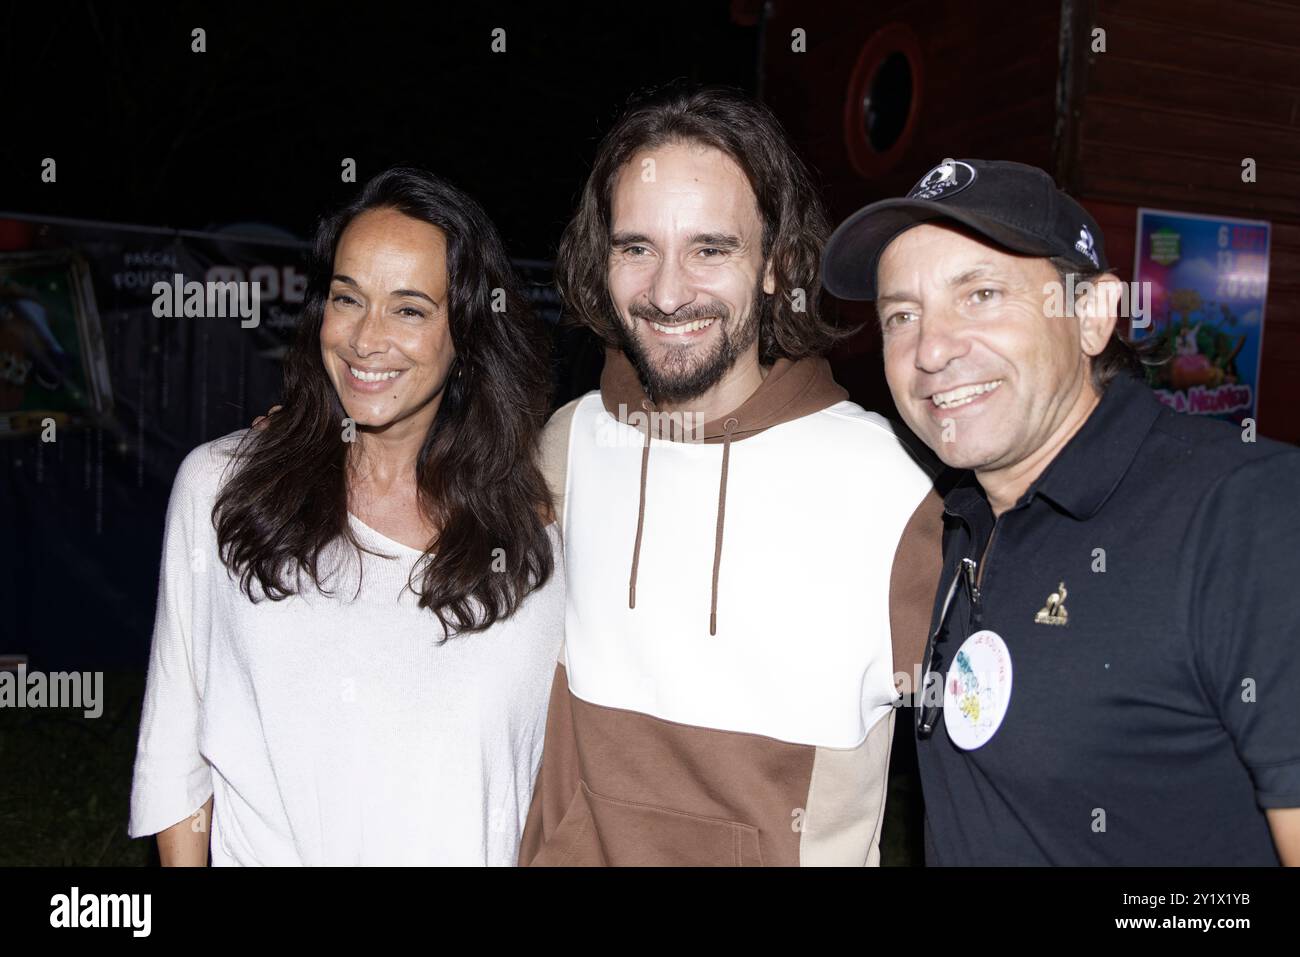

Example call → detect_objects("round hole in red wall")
843 23 924 179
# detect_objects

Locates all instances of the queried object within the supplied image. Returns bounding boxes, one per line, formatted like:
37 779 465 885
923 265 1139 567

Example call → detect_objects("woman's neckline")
346 511 561 557
346 511 429 556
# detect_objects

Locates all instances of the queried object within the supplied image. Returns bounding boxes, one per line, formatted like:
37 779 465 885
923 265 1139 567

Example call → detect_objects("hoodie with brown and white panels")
519 349 944 866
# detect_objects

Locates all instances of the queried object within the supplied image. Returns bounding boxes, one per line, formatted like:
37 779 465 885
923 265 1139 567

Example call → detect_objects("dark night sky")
0 2 767 675
2 1 762 257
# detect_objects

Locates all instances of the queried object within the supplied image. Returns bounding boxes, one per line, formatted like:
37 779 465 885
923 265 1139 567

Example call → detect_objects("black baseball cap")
822 158 1108 301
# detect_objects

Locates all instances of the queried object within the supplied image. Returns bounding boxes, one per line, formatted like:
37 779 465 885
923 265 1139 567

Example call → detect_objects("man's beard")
613 281 763 405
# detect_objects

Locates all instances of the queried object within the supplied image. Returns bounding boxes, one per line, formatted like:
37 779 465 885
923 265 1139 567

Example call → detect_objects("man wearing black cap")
823 158 1300 865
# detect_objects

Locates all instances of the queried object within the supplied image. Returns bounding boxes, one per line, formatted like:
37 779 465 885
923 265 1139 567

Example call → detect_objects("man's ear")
1077 273 1122 359
762 258 776 296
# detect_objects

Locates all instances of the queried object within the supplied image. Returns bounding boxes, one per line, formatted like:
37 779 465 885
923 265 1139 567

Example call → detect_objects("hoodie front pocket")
580 780 764 866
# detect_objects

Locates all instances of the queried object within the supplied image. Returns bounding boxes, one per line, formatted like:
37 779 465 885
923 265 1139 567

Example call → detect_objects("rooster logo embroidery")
1075 226 1099 267
1034 581 1069 626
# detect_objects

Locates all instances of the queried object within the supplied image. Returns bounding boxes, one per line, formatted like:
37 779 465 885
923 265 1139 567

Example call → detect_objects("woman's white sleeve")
128 447 215 838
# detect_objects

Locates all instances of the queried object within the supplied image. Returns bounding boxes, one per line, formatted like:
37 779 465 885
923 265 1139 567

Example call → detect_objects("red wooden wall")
755 0 1300 442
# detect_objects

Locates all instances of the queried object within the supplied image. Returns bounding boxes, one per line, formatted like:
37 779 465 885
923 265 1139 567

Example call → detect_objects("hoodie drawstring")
709 418 738 636
607 352 845 640
626 408 736 637
628 400 653 610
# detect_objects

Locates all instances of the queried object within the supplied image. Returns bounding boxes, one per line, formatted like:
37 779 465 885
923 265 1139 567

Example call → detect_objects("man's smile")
646 316 717 337
929 378 1004 410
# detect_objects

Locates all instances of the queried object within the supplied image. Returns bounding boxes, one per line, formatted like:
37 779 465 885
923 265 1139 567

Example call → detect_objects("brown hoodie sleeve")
519 660 584 864
888 486 947 686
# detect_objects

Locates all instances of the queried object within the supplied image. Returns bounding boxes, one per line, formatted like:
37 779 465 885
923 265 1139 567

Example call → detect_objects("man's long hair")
213 167 554 639
557 85 853 363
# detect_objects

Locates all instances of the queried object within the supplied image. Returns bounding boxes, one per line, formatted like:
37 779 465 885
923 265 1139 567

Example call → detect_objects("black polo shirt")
916 373 1300 865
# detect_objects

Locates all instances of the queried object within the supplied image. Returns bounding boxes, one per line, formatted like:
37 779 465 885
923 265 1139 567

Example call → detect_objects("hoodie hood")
599 347 847 442
599 347 848 635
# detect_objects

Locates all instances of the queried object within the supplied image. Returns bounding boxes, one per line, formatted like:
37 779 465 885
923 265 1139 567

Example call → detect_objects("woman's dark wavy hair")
557 85 854 363
214 167 554 639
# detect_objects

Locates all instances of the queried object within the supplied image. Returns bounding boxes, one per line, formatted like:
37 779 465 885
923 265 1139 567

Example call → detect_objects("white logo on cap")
1075 226 1099 267
908 159 976 201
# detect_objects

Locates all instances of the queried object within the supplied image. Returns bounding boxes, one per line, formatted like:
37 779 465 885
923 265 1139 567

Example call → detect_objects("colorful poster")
1131 209 1270 425
0 251 112 436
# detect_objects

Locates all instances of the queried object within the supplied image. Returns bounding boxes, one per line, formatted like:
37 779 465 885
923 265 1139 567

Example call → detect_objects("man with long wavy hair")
519 87 943 866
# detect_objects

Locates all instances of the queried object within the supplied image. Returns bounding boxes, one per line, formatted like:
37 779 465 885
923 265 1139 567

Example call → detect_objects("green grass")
0 670 152 866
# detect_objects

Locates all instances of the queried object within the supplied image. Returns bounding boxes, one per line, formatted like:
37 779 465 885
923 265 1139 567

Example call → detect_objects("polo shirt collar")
942 471 988 524
943 374 1162 523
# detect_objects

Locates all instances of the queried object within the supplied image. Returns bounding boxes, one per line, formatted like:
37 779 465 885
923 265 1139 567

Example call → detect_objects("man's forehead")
610 144 759 232
879 225 1044 288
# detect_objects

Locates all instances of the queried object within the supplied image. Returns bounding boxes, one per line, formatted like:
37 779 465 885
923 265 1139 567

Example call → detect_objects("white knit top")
128 431 565 865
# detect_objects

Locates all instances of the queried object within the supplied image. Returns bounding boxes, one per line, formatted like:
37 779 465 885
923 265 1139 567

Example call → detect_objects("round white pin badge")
943 629 1013 750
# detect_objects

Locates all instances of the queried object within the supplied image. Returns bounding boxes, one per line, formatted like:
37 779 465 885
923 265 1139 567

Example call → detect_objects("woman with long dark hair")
128 168 563 865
